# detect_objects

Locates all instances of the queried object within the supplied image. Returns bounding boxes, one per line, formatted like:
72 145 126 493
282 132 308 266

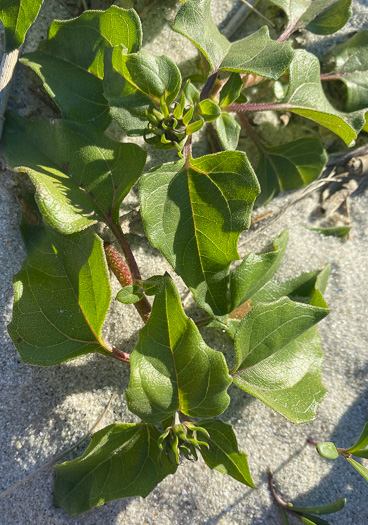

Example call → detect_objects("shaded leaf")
8 219 111 366
255 137 328 206
323 31 368 112
20 6 142 130
126 275 231 423
345 422 368 453
307 226 351 239
298 515 329 525
0 0 43 52
141 275 165 296
270 0 352 36
279 50 365 145
54 423 176 515
290 497 346 515
346 457 368 482
2 112 146 233
316 442 339 459
351 450 368 459
229 231 289 312
140 151 260 317
215 112 241 151
199 420 255 487
104 47 181 135
116 285 144 304
173 0 293 77
219 74 243 108
232 298 329 423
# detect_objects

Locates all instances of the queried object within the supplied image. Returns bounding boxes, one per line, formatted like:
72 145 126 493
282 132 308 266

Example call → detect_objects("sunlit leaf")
0 0 44 52
215 112 241 151
345 422 368 453
307 226 351 239
316 442 339 459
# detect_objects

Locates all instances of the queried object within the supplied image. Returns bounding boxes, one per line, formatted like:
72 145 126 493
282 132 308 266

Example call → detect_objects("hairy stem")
224 102 284 112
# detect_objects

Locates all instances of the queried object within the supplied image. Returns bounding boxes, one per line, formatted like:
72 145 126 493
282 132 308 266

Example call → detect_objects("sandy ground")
0 1 367 524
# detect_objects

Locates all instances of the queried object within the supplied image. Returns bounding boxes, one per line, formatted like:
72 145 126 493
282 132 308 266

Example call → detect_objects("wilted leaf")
199 420 255 487
126 275 231 423
20 6 142 129
0 0 44 52
2 112 146 233
54 423 176 515
140 151 260 317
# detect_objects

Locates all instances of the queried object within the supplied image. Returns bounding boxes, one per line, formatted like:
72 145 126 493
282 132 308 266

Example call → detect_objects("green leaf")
270 0 352 36
346 457 368 482
298 515 329 525
279 50 365 146
141 275 165 296
290 497 346 515
0 0 43 52
20 7 142 130
316 442 339 459
54 423 177 515
198 99 221 122
351 450 368 459
116 285 144 304
323 31 368 112
255 137 328 207
219 74 243 108
184 80 200 105
232 298 329 423
8 220 111 366
2 112 146 233
104 47 181 135
215 112 241 151
345 422 368 453
139 151 260 317
126 275 231 423
229 231 289 312
199 420 255 488
307 226 351 239
173 0 293 77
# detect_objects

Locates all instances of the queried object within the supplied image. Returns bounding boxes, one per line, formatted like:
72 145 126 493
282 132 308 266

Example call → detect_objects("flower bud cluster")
158 418 210 465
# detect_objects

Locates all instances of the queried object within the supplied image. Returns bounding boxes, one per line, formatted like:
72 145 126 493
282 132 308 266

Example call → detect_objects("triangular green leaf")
126 275 231 423
232 298 329 423
346 457 368 482
316 442 339 459
2 112 146 233
323 31 368 112
270 0 352 36
215 112 241 151
199 420 255 488
279 50 365 145
255 137 328 206
8 219 111 366
345 422 368 453
229 231 289 312
173 0 293 77
0 0 43 52
104 47 181 135
54 423 177 515
20 6 142 130
290 497 346 515
139 151 260 317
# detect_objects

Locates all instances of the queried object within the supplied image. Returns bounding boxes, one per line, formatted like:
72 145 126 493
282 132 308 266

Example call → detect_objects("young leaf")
279 50 365 146
20 6 142 130
104 47 181 135
139 151 260 317
116 285 144 304
345 422 368 453
215 112 241 151
271 0 352 36
232 298 329 423
126 275 231 423
173 0 293 77
323 31 368 112
54 423 177 515
255 137 328 207
199 420 255 488
197 99 221 122
346 458 368 482
219 74 243 108
289 497 346 515
307 226 351 239
2 112 146 233
316 442 339 459
8 220 112 366
229 231 289 313
0 0 44 52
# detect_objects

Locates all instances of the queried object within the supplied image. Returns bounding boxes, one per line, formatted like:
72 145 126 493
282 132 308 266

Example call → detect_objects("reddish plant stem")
237 112 269 156
278 24 296 43
104 242 151 323
224 102 286 112
320 72 345 81
184 135 192 169
267 468 288 508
